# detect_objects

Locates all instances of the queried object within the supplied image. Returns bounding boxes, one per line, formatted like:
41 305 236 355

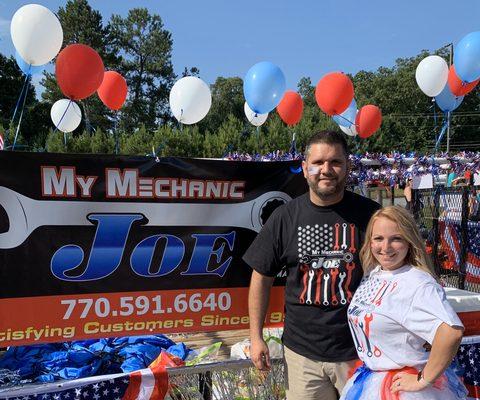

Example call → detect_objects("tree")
199 77 245 134
109 8 176 133
297 77 316 108
181 67 200 77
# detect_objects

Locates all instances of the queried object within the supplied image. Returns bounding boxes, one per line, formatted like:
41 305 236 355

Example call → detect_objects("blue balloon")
333 98 357 127
454 31 480 82
243 61 286 114
435 83 464 112
15 51 44 76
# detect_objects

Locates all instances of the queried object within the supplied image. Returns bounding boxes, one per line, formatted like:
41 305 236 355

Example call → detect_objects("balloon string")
289 131 297 155
334 114 355 126
432 98 438 147
53 100 73 135
12 75 31 151
434 112 449 151
114 112 119 155
52 100 73 149
179 109 184 132
10 74 30 126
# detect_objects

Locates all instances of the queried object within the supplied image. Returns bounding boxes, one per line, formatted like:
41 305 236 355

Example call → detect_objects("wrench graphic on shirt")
348 320 363 352
349 224 356 253
323 272 330 306
341 223 348 249
353 317 364 351
371 281 387 304
314 269 324 305
299 265 309 304
334 223 340 250
0 186 291 249
374 282 392 306
338 272 347 304
330 268 339 305
345 263 356 302
305 269 315 305
358 321 373 357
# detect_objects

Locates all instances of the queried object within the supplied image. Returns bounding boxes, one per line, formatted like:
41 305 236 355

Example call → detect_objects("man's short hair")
304 130 350 159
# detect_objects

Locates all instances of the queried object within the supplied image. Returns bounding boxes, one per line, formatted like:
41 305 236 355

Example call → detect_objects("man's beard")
306 174 346 199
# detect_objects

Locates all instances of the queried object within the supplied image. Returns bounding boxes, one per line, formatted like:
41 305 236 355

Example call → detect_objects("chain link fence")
412 186 480 292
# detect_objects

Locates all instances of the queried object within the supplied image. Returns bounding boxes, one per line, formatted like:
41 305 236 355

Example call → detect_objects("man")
243 131 381 400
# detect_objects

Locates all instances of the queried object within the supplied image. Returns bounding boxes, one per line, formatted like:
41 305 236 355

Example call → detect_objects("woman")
340 206 466 400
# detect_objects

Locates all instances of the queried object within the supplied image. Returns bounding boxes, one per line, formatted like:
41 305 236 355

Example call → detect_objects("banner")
0 152 307 346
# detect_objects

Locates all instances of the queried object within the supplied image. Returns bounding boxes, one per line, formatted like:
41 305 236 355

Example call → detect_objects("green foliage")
91 129 115 153
45 130 67 153
121 124 153 155
153 125 204 157
199 77 245 134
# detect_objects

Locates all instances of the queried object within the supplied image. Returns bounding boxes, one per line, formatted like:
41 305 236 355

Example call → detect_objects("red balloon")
315 72 354 116
55 44 105 100
448 65 479 97
276 91 304 125
97 71 128 110
355 105 382 138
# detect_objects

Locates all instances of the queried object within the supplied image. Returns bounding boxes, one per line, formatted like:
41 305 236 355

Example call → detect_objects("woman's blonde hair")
359 205 436 277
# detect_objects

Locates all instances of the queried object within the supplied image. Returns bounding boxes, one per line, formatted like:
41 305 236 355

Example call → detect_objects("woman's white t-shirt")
347 264 463 371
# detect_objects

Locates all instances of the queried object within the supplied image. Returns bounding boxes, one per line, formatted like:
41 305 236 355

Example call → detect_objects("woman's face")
371 217 410 271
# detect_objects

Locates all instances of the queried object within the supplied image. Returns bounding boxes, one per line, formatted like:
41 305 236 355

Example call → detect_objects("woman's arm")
391 323 463 393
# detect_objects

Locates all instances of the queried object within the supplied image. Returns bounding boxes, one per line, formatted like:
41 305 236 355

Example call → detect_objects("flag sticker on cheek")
307 166 320 176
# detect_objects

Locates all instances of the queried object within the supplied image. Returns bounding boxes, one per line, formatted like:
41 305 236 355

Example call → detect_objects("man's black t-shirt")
243 191 381 362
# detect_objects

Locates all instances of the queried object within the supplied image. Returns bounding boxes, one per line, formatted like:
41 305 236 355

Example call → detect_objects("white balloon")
244 102 268 126
10 4 63 66
415 55 449 97
339 123 358 137
51 99 82 133
169 76 212 124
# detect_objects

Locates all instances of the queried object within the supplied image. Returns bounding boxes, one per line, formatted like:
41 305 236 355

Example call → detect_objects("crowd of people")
244 131 468 400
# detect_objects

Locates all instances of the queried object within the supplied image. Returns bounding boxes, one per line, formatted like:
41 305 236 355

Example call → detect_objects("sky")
1 0 480 94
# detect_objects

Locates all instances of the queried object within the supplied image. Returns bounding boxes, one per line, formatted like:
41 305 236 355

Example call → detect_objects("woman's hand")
391 372 429 393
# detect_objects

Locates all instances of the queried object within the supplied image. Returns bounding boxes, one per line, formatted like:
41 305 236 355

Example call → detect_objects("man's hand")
250 337 271 371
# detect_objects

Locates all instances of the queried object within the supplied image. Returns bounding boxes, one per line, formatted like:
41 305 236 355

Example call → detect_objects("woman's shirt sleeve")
402 282 464 344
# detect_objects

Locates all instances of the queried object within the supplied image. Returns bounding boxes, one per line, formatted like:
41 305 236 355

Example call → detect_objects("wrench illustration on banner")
305 269 315 305
341 223 348 250
0 186 291 249
338 271 347 305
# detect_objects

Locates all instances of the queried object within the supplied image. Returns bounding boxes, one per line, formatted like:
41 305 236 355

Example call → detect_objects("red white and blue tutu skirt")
340 364 467 400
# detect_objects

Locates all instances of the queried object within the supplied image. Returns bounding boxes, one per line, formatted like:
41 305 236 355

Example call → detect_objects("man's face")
302 143 348 200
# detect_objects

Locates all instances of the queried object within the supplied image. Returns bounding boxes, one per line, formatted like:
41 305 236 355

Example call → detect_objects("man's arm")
249 270 275 370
